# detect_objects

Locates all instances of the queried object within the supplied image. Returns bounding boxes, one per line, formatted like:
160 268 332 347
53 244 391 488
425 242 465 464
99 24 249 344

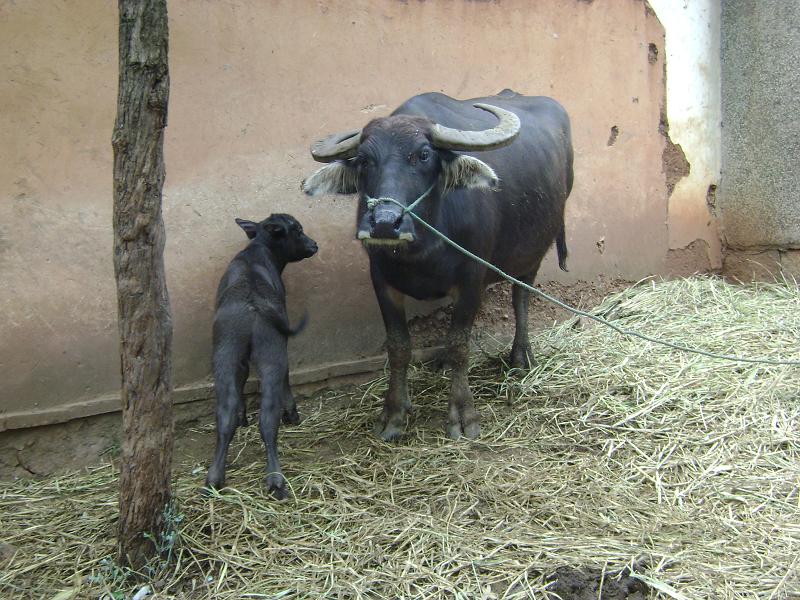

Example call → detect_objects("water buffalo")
205 214 317 499
302 90 573 441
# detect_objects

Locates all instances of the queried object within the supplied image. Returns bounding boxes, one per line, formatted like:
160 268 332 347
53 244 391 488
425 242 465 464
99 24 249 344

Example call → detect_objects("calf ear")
235 218 258 239
441 154 500 192
301 161 358 196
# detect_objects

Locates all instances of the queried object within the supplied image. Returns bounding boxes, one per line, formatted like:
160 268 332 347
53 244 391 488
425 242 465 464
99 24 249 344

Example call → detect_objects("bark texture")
112 0 173 569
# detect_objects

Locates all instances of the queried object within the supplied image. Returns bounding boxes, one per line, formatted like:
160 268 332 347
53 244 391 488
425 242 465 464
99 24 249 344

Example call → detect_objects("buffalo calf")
205 213 317 499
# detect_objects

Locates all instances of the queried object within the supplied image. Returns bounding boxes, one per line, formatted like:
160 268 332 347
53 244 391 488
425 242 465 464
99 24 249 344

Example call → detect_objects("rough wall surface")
648 0 722 269
1 0 673 431
720 1 800 250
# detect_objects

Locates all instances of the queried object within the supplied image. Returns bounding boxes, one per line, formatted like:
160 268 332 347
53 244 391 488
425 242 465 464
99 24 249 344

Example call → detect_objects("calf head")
302 104 520 246
236 213 318 263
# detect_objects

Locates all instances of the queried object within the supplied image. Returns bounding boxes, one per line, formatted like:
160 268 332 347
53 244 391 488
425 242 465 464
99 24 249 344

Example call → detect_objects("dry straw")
1 276 798 599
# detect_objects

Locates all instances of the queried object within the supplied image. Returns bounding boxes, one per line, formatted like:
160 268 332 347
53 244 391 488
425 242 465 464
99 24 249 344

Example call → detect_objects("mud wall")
1 0 696 433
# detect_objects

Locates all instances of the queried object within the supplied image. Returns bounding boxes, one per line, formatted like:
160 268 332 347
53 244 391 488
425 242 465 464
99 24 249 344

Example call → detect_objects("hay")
1 276 798 599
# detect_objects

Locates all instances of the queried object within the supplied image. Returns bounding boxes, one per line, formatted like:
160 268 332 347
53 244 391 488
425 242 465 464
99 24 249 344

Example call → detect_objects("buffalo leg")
510 271 537 369
371 265 411 441
446 284 482 440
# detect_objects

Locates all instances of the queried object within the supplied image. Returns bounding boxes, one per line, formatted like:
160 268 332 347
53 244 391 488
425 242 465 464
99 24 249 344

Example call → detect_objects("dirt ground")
118 317 650 599
545 566 650 600
0 276 629 481
2 352 655 599
166 276 641 600
5 276 796 599
164 277 630 468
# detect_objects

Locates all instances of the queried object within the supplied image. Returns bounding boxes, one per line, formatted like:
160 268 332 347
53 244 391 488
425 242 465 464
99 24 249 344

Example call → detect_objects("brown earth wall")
1 1 702 460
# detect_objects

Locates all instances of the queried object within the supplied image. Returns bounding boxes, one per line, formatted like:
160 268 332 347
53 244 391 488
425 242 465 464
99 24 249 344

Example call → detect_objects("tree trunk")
112 0 173 569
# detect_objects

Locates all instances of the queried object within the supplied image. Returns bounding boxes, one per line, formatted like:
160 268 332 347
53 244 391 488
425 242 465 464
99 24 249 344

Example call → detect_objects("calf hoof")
204 473 225 491
199 484 223 498
430 350 452 372
282 409 301 426
266 473 288 500
238 412 249 427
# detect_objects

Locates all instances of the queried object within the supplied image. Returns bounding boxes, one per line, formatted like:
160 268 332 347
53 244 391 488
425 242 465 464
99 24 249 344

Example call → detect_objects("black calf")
205 213 317 499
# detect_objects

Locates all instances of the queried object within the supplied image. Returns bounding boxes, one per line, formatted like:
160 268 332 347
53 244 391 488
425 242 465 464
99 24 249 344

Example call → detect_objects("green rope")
379 196 800 367
365 182 437 213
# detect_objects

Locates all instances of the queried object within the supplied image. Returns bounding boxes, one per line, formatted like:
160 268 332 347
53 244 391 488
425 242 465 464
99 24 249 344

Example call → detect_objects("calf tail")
251 297 309 338
556 223 569 272
272 311 308 338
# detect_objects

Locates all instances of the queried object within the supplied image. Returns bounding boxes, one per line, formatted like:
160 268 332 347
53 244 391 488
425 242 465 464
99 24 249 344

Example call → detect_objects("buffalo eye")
419 149 430 163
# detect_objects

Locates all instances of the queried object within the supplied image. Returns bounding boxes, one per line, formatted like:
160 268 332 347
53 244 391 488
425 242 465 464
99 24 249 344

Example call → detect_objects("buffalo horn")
430 103 520 151
310 128 362 163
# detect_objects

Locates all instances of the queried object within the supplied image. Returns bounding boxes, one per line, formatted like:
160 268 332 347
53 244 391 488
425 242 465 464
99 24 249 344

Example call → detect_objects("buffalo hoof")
373 415 405 442
463 419 481 439
446 419 481 440
446 420 463 440
282 408 301 425
266 473 288 500
509 346 535 370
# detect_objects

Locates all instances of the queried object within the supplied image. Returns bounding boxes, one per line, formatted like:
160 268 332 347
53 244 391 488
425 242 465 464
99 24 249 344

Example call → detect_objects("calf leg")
446 285 482 440
235 358 250 426
257 374 286 499
371 264 411 441
281 370 301 425
510 271 536 369
252 332 289 499
206 347 246 489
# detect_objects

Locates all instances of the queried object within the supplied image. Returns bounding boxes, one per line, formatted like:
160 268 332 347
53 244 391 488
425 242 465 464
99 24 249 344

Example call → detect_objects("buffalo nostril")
371 221 396 238
370 203 406 239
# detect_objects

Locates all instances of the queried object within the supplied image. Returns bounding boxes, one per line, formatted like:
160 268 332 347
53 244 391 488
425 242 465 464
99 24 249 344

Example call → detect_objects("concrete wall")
649 0 722 271
720 1 800 252
1 0 689 433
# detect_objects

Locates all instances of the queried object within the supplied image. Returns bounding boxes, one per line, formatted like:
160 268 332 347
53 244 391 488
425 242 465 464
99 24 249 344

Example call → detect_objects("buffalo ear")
235 218 258 239
441 154 500 192
301 161 359 196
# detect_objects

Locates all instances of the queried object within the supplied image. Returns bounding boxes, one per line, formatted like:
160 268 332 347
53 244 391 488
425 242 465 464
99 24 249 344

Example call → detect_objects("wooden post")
112 0 174 569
